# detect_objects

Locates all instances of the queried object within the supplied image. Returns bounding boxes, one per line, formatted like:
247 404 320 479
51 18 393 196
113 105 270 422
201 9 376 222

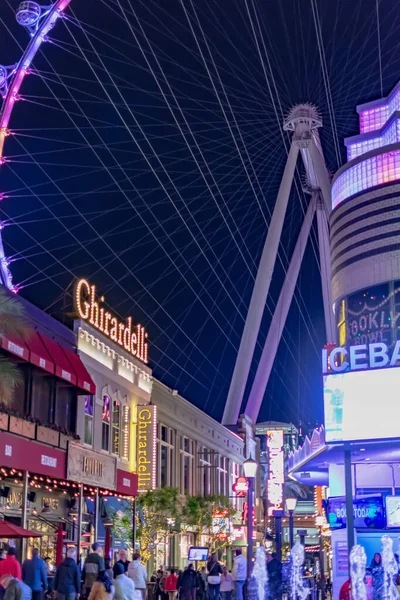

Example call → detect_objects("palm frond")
0 288 31 340
0 358 23 406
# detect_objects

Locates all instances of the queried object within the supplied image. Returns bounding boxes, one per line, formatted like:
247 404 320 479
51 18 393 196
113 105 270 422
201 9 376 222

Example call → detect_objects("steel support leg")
316 199 336 343
308 139 332 215
222 142 299 425
244 194 316 422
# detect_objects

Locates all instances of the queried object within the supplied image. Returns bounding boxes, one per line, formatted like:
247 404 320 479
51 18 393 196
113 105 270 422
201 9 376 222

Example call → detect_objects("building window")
31 372 51 423
84 396 94 445
199 447 211 496
218 456 227 496
112 400 120 455
121 405 130 460
55 386 76 432
180 437 194 495
101 395 111 451
157 424 174 488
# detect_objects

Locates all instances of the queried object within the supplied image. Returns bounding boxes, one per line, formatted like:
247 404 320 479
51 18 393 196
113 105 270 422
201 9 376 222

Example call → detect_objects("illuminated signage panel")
266 430 284 516
137 405 157 491
322 341 400 375
324 367 400 442
75 279 149 364
328 496 384 530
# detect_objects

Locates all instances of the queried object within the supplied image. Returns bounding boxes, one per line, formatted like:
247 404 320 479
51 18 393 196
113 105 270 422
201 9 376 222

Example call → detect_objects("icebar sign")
322 341 400 375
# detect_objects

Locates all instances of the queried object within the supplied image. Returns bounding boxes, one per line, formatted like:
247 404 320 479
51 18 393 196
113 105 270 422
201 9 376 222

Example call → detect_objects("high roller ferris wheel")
0 0 71 292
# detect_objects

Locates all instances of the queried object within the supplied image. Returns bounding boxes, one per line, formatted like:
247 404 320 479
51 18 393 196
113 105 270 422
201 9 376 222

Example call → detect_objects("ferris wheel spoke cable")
6 128 271 242
103 0 269 107
61 16 269 319
182 0 322 356
114 0 263 274
243 0 325 349
6 126 273 269
9 117 279 350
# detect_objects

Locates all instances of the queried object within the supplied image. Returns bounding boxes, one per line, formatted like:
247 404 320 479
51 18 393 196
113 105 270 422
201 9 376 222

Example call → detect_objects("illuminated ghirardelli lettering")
75 278 149 364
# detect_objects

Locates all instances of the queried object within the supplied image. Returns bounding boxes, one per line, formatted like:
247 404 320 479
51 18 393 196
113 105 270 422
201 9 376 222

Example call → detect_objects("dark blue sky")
0 0 399 427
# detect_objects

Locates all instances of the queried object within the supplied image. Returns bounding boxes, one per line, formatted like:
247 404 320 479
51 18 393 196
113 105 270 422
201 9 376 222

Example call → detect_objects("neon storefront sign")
75 278 149 364
322 341 400 375
267 430 284 516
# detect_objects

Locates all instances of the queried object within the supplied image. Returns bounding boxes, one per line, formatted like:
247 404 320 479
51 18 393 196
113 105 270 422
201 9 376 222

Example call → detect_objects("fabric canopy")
0 522 42 538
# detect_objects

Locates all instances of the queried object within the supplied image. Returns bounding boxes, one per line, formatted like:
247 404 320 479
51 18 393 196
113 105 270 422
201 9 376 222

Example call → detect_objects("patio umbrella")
104 527 111 559
55 524 64 566
0 521 42 538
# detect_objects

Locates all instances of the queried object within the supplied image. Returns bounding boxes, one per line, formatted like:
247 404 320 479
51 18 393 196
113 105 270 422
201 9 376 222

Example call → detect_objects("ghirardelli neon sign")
75 278 148 364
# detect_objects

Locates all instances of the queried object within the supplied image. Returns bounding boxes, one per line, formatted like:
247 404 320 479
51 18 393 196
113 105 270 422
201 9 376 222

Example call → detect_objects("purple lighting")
332 80 400 209
0 0 71 290
332 149 400 208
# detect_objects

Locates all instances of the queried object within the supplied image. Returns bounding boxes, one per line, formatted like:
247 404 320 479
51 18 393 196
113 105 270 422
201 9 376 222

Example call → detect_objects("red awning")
1 329 95 395
26 330 55 375
60 347 96 395
38 333 77 386
0 333 29 361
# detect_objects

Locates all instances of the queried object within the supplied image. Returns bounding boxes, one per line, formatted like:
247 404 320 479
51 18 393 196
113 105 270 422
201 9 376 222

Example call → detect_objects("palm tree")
0 288 30 406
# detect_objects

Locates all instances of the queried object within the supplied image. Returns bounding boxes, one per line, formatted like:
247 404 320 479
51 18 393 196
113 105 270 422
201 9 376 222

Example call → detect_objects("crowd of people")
0 544 283 600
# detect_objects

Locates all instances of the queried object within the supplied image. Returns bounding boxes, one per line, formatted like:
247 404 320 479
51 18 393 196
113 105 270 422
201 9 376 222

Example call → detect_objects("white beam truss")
222 104 336 425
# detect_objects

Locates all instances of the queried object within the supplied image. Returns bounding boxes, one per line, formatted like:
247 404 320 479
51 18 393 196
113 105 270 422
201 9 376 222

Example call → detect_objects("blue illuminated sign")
328 496 385 530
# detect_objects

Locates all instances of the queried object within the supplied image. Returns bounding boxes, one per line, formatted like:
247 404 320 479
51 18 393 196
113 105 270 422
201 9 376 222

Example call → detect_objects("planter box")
60 432 72 450
36 425 60 447
9 416 35 439
0 413 9 431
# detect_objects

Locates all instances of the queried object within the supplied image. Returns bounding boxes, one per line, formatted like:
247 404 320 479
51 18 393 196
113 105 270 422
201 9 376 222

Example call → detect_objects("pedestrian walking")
113 552 130 580
83 544 105 598
53 548 81 600
178 565 197 600
219 568 233 600
371 553 384 600
266 554 282 600
105 560 113 583
127 554 147 600
165 570 178 600
206 555 222 600
153 571 166 600
0 575 31 600
0 549 22 580
231 550 246 600
113 563 135 600
22 549 47 600
88 574 114 600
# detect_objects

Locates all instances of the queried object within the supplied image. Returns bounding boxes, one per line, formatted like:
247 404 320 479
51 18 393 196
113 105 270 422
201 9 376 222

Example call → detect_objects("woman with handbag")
206 555 222 600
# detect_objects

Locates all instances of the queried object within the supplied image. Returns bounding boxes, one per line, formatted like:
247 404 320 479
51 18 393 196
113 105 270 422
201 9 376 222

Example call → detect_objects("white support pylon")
221 142 299 426
316 198 336 343
244 192 317 423
222 104 334 426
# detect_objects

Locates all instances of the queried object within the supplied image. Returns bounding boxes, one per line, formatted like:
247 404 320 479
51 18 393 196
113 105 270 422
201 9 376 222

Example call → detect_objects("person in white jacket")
114 563 135 600
127 554 147 600
231 550 247 600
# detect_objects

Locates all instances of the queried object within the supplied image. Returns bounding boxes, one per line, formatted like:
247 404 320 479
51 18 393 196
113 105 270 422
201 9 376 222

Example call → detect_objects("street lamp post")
243 457 258 580
285 497 297 548
316 515 326 600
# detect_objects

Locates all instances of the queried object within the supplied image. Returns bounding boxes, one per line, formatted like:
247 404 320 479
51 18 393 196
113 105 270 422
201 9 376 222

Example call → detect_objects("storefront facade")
149 379 247 568
0 287 139 561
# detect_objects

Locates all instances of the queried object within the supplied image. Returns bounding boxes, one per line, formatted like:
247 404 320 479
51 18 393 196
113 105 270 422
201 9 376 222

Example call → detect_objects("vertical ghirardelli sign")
67 443 116 490
137 405 157 491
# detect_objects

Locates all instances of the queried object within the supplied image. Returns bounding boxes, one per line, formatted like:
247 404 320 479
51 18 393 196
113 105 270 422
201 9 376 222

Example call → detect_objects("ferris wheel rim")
0 0 72 291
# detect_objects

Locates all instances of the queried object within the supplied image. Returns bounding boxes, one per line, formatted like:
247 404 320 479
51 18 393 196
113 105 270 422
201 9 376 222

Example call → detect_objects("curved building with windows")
331 80 400 347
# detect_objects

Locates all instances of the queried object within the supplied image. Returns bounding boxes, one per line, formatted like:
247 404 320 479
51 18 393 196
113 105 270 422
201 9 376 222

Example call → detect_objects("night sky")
0 0 399 427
